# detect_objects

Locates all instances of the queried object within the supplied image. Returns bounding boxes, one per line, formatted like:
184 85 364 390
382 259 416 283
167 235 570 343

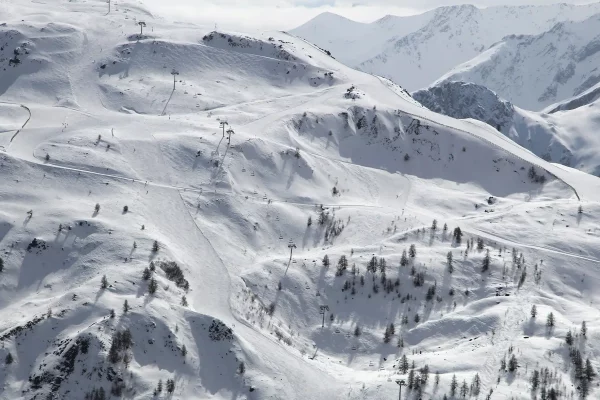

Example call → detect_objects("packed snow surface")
1 1 599 400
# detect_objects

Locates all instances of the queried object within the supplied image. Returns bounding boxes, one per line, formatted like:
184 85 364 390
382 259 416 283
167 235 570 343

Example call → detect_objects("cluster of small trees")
335 255 348 276
157 260 189 291
564 321 595 397
383 323 395 343
108 329 133 364
447 373 481 399
310 206 347 242
530 368 561 400
528 166 547 184
84 387 106 400
500 347 518 373
153 379 176 396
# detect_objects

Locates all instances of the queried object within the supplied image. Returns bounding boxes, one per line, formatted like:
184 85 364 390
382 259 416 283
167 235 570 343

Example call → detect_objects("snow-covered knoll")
1 1 600 399
436 13 600 111
291 3 600 92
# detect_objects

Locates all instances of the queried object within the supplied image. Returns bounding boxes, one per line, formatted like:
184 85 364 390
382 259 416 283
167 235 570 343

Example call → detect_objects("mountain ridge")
292 2 600 93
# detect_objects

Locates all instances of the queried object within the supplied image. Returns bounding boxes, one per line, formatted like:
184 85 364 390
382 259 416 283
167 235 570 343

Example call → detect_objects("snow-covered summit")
436 13 600 110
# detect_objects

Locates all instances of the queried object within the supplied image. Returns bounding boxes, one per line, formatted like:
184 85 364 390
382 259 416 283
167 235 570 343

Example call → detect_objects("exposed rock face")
413 81 515 132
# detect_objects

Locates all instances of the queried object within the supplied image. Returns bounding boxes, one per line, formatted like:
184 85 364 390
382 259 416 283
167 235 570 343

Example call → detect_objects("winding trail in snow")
0 101 31 146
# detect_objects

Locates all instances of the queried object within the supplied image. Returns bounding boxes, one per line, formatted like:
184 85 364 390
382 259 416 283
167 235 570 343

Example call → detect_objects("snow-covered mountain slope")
436 14 600 111
289 11 433 67
412 82 574 166
291 3 600 92
414 81 600 175
1 1 600 399
545 81 600 114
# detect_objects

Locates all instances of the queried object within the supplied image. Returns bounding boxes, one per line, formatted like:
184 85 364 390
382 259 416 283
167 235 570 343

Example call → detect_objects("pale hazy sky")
140 0 595 31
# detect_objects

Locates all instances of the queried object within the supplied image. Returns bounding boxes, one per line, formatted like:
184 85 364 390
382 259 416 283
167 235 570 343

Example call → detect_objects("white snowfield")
291 3 600 93
0 1 599 400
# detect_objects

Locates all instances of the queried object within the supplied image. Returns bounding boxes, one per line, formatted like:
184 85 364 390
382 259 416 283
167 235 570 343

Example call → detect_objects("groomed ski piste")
0 1 598 399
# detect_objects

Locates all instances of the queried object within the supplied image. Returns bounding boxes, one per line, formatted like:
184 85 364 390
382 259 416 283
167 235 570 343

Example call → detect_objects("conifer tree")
477 237 484 250
453 227 463 244
471 373 481 396
581 321 587 338
531 369 540 391
123 300 130 313
336 255 348 274
450 374 458 397
566 330 573 346
447 251 453 273
383 325 392 343
400 354 409 374
166 379 175 393
530 305 537 318
378 257 386 274
367 256 377 273
148 278 158 295
101 275 108 289
585 358 596 381
152 240 159 252
460 380 468 398
400 250 408 266
482 249 490 272
322 255 330 267
409 244 416 258
407 369 415 389
508 354 518 372
420 364 430 384
5 352 13 364
546 312 555 327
